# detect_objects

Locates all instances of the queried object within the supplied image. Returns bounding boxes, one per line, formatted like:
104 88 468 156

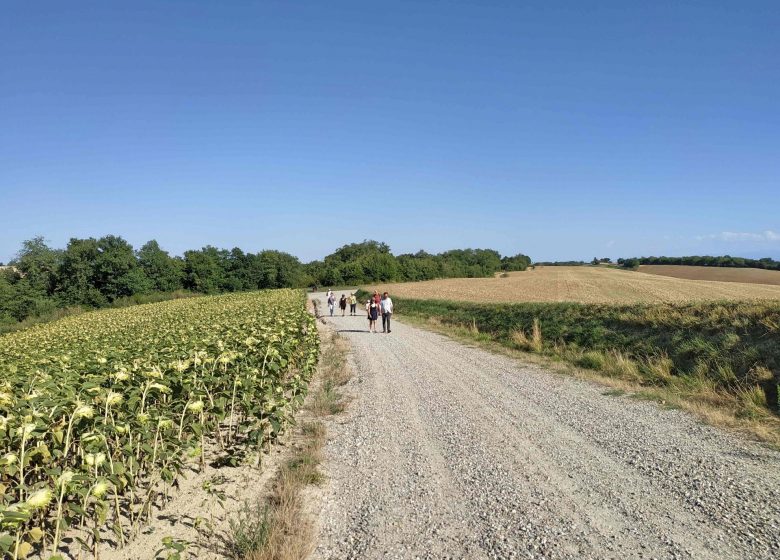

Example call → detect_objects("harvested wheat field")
369 266 780 304
639 264 780 286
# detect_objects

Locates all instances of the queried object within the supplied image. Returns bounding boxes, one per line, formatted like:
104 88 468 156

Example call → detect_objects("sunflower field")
0 289 319 559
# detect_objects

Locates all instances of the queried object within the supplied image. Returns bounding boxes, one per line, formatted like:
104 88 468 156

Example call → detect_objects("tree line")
0 237 530 327
617 255 780 270
534 260 587 266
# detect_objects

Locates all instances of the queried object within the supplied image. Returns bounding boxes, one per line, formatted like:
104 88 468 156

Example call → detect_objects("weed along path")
309 293 780 560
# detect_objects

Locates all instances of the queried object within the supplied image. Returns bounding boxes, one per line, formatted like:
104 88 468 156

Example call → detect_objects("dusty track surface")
311 293 780 560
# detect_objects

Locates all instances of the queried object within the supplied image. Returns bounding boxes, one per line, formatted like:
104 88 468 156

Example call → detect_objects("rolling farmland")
369 266 780 304
639 264 780 286
360 266 780 433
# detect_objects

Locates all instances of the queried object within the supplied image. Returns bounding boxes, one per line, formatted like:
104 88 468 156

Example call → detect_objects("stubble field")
370 266 780 304
639 265 780 286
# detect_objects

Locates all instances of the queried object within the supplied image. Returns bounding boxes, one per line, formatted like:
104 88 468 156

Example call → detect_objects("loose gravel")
311 293 780 560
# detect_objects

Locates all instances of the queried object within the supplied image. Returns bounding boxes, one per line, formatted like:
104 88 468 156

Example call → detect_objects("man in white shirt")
380 292 393 333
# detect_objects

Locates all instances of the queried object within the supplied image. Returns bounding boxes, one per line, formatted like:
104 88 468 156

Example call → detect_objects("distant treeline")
534 260 587 266
0 237 530 327
618 255 780 270
314 242 531 285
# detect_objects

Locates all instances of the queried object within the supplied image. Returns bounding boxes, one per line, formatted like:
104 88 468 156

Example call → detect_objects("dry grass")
310 334 352 416
640 265 780 286
233 438 321 560
367 266 780 304
231 328 351 560
511 318 543 352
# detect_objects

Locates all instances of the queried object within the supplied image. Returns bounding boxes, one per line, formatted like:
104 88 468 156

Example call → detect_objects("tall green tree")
14 236 60 295
0 272 15 324
94 235 150 299
183 247 224 293
222 248 251 291
58 238 105 306
257 250 304 288
501 253 532 272
137 240 183 292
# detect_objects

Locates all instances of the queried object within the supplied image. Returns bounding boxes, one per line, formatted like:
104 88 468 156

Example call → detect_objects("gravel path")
311 293 780 560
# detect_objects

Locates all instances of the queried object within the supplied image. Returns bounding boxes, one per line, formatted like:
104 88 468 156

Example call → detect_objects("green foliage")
0 290 318 559
397 251 441 281
15 236 60 294
320 240 398 284
0 273 19 325
95 235 150 299
183 247 224 294
501 253 532 271
439 248 501 278
618 255 780 270
577 351 606 370
228 505 271 558
620 258 640 269
534 260 587 266
58 238 107 307
304 242 519 287
257 250 304 289
2 236 531 328
137 240 183 292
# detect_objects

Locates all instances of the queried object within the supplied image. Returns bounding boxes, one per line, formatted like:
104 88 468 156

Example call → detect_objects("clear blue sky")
2 1 778 263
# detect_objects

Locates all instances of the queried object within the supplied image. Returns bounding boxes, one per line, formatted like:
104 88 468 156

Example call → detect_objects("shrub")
577 351 606 370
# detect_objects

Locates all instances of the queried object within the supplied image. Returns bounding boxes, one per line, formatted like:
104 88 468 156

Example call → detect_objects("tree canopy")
618 255 780 270
0 236 532 328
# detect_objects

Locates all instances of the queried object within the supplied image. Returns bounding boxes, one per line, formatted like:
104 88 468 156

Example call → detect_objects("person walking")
327 292 335 317
366 297 379 333
339 294 347 317
381 292 393 333
349 293 357 315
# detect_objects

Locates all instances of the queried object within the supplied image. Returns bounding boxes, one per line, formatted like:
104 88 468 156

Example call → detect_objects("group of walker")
325 289 393 333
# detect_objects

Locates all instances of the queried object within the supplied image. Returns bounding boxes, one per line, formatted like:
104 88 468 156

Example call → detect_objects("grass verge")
229 327 351 560
372 293 780 448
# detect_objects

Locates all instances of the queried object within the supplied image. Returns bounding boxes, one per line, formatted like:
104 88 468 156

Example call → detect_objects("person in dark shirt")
339 294 348 316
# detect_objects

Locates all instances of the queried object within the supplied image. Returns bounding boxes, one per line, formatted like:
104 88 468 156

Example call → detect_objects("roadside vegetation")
367 292 780 444
229 327 351 560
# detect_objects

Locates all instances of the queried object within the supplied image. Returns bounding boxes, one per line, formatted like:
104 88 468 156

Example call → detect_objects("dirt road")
310 293 780 560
